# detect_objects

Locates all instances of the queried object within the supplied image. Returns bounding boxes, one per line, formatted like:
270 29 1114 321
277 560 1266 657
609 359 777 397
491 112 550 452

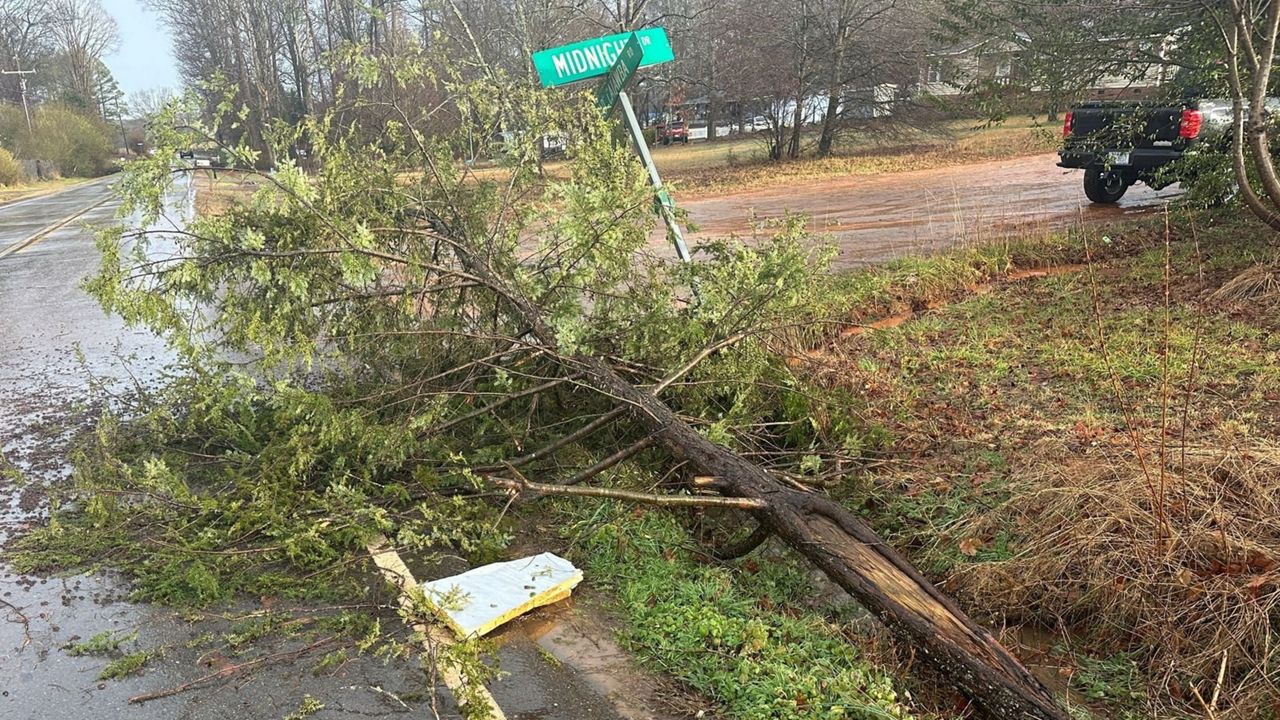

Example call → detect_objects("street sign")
532 28 673 88
594 33 642 110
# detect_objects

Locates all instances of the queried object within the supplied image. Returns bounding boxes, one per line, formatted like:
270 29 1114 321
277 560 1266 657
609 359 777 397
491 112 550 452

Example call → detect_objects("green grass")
62 629 157 681
567 507 918 720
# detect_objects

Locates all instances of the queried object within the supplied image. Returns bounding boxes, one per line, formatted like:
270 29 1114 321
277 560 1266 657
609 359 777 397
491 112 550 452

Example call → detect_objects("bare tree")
49 0 118 115
1206 0 1280 230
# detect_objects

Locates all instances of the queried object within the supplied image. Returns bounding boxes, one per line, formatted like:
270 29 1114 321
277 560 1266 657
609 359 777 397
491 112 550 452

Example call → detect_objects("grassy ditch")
798 210 1279 719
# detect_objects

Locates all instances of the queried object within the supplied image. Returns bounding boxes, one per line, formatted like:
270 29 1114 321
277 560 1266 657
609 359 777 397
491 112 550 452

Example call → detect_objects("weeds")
569 507 917 720
63 629 157 680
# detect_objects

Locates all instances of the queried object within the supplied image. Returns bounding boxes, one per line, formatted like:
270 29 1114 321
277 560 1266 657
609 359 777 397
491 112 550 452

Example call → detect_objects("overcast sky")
101 0 181 96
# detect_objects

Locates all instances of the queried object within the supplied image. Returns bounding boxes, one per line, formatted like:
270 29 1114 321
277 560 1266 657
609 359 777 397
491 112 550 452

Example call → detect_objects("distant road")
669 153 1181 269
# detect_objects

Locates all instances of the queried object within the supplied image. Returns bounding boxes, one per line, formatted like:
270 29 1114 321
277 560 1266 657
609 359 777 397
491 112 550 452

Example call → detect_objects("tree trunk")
449 238 1070 720
578 356 1068 720
817 23 848 158
788 97 804 159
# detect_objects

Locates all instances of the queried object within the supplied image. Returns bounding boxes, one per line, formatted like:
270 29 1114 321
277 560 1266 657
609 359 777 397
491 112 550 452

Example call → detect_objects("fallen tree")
83 56 1065 718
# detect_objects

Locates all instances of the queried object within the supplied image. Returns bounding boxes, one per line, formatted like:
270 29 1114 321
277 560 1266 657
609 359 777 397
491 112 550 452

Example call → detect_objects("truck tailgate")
1068 105 1185 147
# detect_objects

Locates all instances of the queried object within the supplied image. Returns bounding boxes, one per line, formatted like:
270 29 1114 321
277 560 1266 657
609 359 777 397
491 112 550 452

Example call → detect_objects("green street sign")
532 27 674 88
595 33 642 110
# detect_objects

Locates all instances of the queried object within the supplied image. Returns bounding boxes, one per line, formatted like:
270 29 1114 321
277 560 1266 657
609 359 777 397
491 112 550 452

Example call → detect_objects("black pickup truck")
1058 99 1233 203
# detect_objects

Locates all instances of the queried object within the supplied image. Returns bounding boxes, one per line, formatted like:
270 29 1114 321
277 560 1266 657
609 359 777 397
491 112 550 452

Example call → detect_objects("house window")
927 66 943 84
995 59 1012 81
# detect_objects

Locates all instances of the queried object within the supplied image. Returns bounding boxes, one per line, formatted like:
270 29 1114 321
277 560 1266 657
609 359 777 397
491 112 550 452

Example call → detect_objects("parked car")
1057 99 1243 203
748 116 770 132
178 149 195 159
659 121 689 145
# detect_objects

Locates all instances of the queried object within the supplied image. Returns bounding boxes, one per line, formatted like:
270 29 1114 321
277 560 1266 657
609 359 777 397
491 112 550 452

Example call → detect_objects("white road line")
0 195 115 262
0 176 112 213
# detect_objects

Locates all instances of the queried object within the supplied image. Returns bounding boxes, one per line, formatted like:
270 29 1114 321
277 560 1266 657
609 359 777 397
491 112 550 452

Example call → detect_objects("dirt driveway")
671 152 1181 269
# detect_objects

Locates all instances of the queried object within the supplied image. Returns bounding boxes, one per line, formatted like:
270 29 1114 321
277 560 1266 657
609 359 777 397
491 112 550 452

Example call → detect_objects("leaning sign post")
532 28 690 263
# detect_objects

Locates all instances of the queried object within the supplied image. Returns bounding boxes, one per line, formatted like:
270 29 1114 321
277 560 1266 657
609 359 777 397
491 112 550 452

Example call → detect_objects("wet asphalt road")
0 177 646 720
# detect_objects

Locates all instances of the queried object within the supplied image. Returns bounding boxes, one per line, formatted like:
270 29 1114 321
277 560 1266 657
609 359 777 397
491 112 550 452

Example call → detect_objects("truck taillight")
1179 109 1202 139
1063 111 1074 138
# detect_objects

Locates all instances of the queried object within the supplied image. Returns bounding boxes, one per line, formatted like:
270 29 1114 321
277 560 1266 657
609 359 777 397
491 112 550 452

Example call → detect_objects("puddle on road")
501 598 684 720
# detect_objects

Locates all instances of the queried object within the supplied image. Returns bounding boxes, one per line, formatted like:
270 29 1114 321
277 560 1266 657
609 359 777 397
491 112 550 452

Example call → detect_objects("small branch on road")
128 636 340 704
0 597 31 650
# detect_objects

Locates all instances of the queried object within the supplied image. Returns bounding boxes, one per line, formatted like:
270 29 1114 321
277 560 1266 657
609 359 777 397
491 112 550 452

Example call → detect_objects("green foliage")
62 628 156 680
31 52 903 718
571 508 914 720
64 630 138 656
54 53 860 614
99 651 156 680
1070 653 1145 706
283 695 325 719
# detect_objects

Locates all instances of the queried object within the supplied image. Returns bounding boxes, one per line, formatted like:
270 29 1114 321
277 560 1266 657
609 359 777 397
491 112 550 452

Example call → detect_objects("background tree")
49 0 118 115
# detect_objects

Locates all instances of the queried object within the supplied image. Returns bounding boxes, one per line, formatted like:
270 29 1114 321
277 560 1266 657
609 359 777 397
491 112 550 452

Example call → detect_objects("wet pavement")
0 177 666 720
673 152 1181 268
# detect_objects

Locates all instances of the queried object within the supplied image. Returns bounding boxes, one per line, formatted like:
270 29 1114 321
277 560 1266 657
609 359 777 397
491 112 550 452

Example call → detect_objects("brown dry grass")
440 119 1059 200
666 122 1058 198
193 169 264 216
1210 261 1280 304
952 437 1280 718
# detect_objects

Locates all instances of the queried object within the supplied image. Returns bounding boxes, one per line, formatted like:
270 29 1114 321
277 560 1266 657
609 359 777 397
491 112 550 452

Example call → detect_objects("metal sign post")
615 90 690 262
535 27 690 263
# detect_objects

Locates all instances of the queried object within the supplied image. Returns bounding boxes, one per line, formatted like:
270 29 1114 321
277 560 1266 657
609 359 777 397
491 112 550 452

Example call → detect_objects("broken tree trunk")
447 237 1068 719
576 355 1067 720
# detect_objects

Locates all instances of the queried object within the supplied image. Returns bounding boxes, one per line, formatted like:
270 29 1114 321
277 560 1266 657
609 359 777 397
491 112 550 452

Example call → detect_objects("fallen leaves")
958 538 985 557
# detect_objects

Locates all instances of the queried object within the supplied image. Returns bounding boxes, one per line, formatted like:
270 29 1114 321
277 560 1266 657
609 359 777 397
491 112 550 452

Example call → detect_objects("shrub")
4 104 116 178
0 147 24 185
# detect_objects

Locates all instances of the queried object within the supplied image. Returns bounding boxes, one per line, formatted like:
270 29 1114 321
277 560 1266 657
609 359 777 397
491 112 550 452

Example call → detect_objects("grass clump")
571 507 917 720
62 629 157 680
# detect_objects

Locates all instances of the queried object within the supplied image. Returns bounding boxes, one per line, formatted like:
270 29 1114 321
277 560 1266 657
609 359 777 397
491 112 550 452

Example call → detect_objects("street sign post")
532 28 673 88
533 28 689 263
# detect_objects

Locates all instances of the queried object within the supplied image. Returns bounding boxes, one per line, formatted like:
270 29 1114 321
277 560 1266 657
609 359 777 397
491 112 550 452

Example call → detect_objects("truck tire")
1083 166 1130 204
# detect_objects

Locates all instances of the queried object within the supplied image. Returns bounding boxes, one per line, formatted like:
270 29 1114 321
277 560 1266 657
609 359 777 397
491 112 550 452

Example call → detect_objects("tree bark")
576 355 1068 720
817 21 848 158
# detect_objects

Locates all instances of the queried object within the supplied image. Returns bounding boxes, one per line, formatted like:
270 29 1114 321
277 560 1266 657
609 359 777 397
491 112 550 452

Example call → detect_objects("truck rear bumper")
1057 148 1182 171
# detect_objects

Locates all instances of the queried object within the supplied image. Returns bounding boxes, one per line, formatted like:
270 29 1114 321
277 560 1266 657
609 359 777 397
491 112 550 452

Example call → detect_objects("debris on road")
422 553 583 639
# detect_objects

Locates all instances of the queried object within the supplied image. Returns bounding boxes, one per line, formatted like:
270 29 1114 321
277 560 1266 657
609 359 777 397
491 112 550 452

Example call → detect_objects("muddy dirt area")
0 177 669 720
664 153 1180 268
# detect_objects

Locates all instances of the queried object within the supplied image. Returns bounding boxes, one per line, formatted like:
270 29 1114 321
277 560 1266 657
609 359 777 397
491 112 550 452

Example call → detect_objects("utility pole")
1 56 35 134
2 56 37 178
